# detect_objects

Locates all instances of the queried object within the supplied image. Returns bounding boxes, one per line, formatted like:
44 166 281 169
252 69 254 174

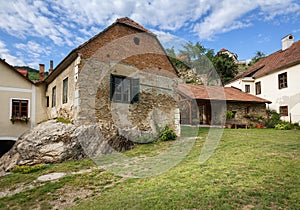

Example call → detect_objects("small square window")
11 99 29 118
278 72 287 89
279 106 288 116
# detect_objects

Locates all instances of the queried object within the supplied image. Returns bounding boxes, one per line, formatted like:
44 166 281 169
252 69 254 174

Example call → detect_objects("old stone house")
44 17 180 140
226 34 300 123
178 83 271 127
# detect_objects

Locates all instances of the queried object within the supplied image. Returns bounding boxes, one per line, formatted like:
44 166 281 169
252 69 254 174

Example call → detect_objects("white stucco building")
226 34 300 123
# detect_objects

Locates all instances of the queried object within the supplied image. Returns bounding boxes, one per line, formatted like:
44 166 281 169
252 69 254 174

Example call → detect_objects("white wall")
258 64 300 123
228 64 300 123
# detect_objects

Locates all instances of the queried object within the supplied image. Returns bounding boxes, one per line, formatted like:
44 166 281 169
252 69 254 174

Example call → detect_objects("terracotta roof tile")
116 17 154 35
178 83 271 103
230 39 300 82
16 69 28 77
0 59 34 84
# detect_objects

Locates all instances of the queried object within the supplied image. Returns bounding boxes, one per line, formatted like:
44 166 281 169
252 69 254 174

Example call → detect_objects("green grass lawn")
0 128 299 209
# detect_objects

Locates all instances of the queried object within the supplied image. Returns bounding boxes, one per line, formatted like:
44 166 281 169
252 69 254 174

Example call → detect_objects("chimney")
39 64 45 81
281 34 294 51
49 60 53 73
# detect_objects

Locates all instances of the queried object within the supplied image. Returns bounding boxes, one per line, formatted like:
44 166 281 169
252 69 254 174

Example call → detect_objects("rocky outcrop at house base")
0 120 134 175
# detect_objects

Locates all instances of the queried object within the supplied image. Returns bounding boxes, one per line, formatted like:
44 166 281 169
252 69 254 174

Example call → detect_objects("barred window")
278 72 287 89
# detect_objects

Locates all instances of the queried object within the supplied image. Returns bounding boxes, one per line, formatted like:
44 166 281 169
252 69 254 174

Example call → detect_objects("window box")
10 99 30 124
10 116 30 124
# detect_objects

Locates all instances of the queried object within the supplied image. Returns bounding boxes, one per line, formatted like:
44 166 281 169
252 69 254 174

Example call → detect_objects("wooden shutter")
131 78 140 103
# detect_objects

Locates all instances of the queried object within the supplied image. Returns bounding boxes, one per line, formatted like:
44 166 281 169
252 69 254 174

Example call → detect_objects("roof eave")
44 51 78 84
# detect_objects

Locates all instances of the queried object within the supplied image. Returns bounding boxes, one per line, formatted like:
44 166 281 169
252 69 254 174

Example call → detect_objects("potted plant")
226 111 234 128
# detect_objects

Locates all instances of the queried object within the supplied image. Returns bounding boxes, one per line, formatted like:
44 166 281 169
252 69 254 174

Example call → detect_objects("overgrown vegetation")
264 109 282 128
263 109 300 130
166 42 238 85
56 117 72 124
159 125 177 141
11 164 49 174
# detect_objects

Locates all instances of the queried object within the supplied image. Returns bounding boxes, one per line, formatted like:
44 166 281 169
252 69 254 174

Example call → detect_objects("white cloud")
0 40 25 66
15 41 51 57
151 29 188 50
0 0 300 68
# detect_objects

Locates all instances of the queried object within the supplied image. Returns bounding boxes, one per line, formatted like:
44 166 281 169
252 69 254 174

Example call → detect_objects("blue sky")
0 0 300 71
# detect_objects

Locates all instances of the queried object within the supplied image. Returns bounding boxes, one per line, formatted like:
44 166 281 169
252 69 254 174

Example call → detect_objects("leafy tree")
165 46 176 58
213 53 238 84
166 42 238 85
249 51 265 66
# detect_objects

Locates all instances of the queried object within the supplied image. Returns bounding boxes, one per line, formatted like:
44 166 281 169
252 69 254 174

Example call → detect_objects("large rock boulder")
0 120 134 175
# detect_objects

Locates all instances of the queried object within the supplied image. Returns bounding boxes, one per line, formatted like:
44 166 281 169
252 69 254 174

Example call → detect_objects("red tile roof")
45 17 175 83
178 83 271 103
230 39 300 82
16 69 28 77
116 17 154 35
0 59 34 84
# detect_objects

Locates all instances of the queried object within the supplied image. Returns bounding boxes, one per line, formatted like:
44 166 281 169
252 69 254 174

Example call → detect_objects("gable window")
255 82 261 95
63 77 68 104
11 99 29 119
278 72 287 89
245 85 250 93
279 106 288 116
52 86 56 107
110 75 139 103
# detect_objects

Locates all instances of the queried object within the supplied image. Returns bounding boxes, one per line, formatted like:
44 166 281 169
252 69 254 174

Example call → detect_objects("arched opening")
0 140 15 157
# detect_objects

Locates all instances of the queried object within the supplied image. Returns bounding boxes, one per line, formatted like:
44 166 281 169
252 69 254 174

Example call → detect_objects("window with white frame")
10 98 30 119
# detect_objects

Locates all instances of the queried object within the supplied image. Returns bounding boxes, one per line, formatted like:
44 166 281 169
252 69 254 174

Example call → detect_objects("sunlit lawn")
73 128 300 209
0 127 299 209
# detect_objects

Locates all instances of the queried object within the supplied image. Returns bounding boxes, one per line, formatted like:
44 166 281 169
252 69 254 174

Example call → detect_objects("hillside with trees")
166 42 238 85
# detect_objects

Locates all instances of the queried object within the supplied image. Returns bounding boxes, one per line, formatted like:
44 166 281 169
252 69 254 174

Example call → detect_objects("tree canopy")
249 51 265 66
166 42 238 85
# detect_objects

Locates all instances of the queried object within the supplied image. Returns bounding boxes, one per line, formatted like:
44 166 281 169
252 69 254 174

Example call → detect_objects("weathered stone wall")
227 102 267 125
76 61 178 141
45 58 76 120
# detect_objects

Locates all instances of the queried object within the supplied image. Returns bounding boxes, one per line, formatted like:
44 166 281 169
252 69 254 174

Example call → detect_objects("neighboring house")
226 34 300 123
0 59 46 155
178 84 271 126
44 17 180 139
218 48 238 63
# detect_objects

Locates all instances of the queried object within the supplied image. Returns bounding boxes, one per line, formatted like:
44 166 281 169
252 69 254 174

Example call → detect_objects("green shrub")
226 111 234 119
264 110 282 128
11 164 49 174
275 122 291 130
160 125 177 141
56 117 72 124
